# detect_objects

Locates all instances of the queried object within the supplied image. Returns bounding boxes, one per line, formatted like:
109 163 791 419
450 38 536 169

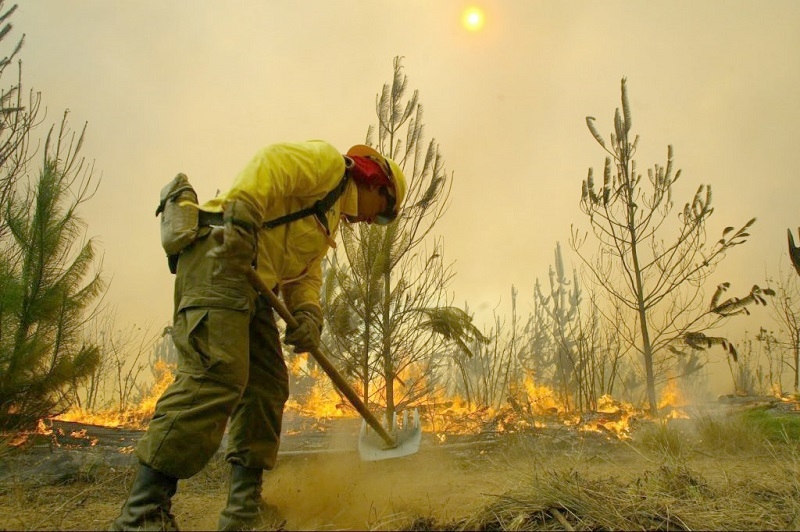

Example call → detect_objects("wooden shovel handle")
246 269 397 448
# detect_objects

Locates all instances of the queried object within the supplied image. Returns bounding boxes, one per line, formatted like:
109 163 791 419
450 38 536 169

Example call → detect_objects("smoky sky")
15 0 800 344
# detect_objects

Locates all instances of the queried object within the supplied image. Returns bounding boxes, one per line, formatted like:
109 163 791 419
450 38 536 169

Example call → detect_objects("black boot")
110 463 179 531
218 464 281 531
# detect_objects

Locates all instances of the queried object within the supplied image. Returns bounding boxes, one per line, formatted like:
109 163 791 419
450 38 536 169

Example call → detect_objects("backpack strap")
263 173 349 235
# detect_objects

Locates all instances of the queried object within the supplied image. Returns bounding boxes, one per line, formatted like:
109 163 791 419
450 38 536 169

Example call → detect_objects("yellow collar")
340 179 359 218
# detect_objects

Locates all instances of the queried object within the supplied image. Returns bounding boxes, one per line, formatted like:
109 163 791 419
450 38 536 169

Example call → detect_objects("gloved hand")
206 200 256 275
284 304 323 353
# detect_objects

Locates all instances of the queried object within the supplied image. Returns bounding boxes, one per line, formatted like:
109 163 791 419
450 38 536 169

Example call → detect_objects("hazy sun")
461 6 485 32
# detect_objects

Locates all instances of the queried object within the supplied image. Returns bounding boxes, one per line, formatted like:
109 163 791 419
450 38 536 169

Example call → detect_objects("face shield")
374 186 398 225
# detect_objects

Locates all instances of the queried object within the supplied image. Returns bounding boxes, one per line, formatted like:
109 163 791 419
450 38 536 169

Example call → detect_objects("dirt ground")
0 435 512 530
1 413 799 530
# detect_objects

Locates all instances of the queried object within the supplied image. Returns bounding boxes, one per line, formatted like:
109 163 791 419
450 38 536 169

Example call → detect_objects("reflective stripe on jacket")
201 141 358 312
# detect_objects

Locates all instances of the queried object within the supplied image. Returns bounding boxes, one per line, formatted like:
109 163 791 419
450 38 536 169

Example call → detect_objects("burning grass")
53 360 177 430
41 360 678 445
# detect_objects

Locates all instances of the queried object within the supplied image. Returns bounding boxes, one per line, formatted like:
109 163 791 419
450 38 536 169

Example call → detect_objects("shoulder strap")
263 173 349 235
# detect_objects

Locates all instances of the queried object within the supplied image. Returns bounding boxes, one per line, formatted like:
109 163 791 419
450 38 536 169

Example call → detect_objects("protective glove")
206 200 257 275
284 304 323 353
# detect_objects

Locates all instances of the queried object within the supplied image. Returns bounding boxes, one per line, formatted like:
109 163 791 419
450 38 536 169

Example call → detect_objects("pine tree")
322 57 484 418
0 113 104 429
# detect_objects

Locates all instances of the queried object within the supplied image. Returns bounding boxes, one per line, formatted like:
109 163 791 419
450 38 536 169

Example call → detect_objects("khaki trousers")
136 229 290 479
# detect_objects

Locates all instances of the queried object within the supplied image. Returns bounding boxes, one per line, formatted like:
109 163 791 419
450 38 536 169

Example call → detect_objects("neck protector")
348 155 392 189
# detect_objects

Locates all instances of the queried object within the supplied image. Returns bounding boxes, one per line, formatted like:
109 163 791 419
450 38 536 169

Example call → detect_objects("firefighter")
111 141 407 531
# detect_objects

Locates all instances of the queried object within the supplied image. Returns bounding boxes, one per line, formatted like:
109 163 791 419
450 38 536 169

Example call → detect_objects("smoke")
262 441 505 530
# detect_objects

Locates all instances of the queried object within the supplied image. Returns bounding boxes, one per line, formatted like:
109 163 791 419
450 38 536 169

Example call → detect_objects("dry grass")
438 459 800 531
2 407 800 530
407 410 800 531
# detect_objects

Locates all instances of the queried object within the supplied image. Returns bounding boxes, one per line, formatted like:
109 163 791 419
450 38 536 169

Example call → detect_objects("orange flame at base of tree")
657 378 690 420
54 360 177 430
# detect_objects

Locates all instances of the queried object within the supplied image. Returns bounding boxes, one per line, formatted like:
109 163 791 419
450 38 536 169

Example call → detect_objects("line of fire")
15 356 709 454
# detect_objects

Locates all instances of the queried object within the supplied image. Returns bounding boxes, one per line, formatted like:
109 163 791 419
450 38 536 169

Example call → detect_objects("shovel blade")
358 408 422 461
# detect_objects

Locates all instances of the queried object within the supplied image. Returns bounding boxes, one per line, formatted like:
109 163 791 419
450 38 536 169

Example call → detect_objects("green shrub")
739 406 800 443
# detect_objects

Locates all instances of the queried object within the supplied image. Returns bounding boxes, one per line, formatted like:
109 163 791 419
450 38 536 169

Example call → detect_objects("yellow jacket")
201 141 358 313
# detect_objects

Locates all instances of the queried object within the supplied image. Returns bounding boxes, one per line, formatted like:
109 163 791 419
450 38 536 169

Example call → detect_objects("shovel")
246 269 421 461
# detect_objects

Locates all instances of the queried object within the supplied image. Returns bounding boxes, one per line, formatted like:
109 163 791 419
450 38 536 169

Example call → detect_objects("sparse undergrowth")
2 406 800 531
411 459 800 531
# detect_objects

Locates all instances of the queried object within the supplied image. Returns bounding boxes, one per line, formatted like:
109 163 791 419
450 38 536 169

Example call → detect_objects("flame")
577 395 638 438
426 393 495 442
521 375 563 415
36 353 689 447
284 380 352 419
772 382 786 399
55 360 177 429
285 354 356 420
37 418 53 436
658 379 689 419
68 429 99 446
402 363 502 441
288 352 309 376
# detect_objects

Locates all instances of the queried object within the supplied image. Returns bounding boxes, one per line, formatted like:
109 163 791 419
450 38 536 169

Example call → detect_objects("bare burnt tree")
524 243 629 411
766 262 800 393
456 287 522 411
570 78 768 414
